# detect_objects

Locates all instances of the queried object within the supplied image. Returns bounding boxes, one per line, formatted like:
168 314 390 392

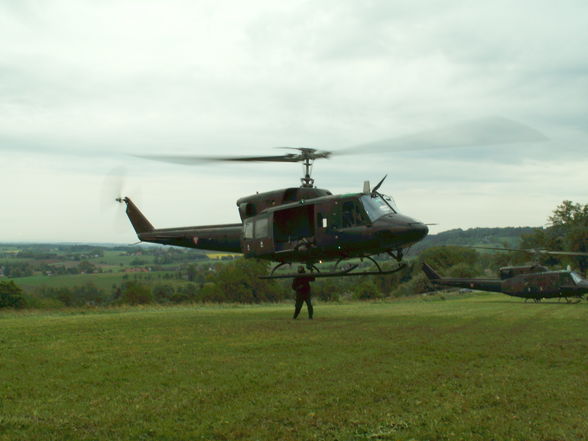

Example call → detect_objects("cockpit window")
570 271 583 284
360 194 396 221
381 194 399 212
342 200 370 227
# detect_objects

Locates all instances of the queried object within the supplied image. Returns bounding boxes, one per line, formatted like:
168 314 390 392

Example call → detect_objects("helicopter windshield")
360 194 397 221
570 271 584 284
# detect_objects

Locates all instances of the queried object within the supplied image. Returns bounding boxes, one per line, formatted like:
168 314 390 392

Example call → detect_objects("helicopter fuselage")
122 187 428 267
240 191 428 265
422 263 588 300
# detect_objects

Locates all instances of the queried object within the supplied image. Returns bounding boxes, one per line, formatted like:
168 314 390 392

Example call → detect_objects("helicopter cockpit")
569 271 584 284
360 194 398 222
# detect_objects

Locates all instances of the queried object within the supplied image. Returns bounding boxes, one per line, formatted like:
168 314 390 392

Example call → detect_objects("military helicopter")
422 247 588 302
116 117 546 278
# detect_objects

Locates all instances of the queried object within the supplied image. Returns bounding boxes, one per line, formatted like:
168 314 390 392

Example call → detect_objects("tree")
0 280 26 309
521 200 588 274
118 281 154 305
207 259 285 303
419 246 479 272
78 260 97 274
152 284 176 303
353 279 382 300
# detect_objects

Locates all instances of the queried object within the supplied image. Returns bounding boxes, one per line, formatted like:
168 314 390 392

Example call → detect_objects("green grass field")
1 294 587 441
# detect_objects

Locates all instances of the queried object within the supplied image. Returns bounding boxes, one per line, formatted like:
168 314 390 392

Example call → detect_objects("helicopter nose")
407 221 429 243
374 215 429 247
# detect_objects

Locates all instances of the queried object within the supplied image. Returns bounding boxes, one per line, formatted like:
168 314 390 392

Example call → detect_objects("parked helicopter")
116 117 546 278
422 248 588 302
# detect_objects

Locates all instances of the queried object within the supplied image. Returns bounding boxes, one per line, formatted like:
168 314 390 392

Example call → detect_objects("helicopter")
117 161 428 278
422 247 588 302
116 117 546 278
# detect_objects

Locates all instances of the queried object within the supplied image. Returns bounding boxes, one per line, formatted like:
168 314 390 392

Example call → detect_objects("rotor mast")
301 156 314 187
295 147 330 188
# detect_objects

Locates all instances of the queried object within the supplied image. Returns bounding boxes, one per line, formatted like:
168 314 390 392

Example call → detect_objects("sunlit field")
1 294 587 441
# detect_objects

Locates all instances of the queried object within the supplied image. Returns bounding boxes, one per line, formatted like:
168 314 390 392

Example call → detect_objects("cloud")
0 0 587 241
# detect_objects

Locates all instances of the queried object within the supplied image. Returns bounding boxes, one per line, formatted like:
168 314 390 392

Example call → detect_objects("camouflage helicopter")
116 117 546 278
422 247 588 302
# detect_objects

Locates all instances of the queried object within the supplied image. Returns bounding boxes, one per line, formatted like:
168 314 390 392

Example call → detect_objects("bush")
353 279 382 300
208 259 286 303
390 273 430 298
0 280 26 309
446 263 481 278
313 279 340 302
152 284 176 303
118 281 154 305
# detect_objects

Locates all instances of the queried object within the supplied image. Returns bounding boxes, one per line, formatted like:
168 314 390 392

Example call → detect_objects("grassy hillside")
1 296 587 441
409 227 537 255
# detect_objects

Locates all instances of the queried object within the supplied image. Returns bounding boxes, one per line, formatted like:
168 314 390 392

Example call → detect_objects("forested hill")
409 226 539 255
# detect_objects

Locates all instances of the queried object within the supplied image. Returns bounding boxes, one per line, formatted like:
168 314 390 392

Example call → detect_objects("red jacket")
292 275 315 298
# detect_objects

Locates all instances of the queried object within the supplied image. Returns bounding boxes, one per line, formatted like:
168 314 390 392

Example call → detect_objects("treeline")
1 260 102 278
0 245 219 279
0 248 504 309
409 226 537 255
0 260 289 309
2 245 105 261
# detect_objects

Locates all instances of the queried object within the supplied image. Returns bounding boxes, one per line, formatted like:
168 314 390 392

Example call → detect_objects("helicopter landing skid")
259 262 407 279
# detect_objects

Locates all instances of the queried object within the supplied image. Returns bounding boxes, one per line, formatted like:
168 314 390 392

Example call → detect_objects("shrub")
0 280 26 309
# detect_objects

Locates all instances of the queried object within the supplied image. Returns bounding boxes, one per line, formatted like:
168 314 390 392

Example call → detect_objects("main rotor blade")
335 117 548 156
135 153 303 165
371 174 387 194
471 246 588 257
132 117 546 168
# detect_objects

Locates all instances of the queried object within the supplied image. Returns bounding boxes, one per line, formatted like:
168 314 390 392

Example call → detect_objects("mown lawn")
1 295 587 441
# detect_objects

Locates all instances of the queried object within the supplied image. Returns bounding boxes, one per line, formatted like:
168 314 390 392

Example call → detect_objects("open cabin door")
273 204 315 252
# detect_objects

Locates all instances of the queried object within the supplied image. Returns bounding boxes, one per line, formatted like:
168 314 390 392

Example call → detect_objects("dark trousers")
293 296 313 319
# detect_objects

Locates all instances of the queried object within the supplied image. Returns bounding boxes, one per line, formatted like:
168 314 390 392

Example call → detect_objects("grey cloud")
1 0 587 241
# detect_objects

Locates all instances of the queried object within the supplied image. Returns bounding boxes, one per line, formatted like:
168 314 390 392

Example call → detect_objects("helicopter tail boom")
422 262 441 280
117 197 243 253
422 262 503 293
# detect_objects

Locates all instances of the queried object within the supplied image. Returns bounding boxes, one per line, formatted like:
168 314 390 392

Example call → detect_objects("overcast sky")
1 0 587 243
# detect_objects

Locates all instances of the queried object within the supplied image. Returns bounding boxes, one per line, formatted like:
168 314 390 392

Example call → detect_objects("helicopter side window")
342 200 369 228
254 217 269 238
244 219 254 239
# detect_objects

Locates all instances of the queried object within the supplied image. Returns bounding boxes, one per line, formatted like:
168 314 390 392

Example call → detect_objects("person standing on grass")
292 266 315 319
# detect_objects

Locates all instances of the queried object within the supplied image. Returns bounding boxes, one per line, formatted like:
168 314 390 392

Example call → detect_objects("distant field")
12 271 192 292
9 272 125 289
1 295 587 441
206 253 241 259
98 250 155 266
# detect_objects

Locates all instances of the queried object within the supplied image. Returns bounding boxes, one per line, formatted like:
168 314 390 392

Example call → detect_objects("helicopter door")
242 218 255 256
242 215 273 257
314 203 335 247
273 204 315 252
